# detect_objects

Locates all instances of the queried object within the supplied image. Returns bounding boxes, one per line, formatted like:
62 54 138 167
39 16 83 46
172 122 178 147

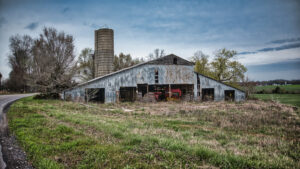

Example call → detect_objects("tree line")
254 79 300 86
1 26 249 95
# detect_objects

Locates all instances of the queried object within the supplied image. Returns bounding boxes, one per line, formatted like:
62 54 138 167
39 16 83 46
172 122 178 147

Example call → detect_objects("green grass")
7 97 300 168
254 94 300 107
255 84 300 93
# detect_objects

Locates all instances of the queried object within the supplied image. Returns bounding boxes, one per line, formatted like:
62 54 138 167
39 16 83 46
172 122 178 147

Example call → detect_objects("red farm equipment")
154 88 182 101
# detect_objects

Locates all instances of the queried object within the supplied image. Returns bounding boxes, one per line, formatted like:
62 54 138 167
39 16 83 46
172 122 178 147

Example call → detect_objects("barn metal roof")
64 54 193 91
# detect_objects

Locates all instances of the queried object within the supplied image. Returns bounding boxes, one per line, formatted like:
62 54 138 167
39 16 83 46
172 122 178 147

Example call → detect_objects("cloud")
90 23 99 29
238 51 257 55
238 42 300 55
247 69 300 81
269 37 300 44
62 7 70 14
0 17 7 28
258 42 300 52
238 47 300 66
82 22 99 29
24 22 39 30
83 22 109 29
246 58 300 80
247 58 300 72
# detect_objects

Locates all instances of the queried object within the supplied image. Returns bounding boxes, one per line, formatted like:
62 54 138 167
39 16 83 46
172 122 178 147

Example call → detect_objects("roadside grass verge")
7 97 300 168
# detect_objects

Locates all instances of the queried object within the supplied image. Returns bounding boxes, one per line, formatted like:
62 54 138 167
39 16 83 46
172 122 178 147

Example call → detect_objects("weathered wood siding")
64 64 195 103
63 63 245 103
196 74 245 101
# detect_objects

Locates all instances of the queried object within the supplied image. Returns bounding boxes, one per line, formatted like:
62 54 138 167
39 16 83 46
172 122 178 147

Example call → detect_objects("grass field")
8 97 300 168
254 94 300 107
255 85 300 93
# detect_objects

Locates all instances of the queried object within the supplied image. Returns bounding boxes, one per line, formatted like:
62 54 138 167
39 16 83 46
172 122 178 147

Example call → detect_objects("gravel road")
0 94 36 169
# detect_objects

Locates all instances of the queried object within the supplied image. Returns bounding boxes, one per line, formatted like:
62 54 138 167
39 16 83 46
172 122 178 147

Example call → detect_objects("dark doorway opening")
225 90 235 101
137 84 148 97
202 88 214 101
173 58 177 64
86 88 105 103
197 75 200 97
120 87 136 102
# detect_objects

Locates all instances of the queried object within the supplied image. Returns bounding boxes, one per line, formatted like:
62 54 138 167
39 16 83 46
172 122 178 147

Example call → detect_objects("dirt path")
0 94 36 169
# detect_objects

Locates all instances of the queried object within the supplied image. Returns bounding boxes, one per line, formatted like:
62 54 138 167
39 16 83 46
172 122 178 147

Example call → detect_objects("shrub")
273 87 280 93
257 89 272 94
33 93 60 100
272 87 287 94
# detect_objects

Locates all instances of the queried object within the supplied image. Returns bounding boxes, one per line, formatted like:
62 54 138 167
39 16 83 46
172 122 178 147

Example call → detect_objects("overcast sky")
0 0 299 81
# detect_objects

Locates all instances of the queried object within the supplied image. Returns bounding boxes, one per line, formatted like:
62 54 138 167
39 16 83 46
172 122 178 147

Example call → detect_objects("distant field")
254 94 300 107
255 84 300 93
7 97 300 168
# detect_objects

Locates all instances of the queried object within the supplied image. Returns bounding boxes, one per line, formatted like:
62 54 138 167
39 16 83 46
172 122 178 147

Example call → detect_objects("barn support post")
146 85 149 93
116 91 119 103
85 89 89 103
169 84 172 99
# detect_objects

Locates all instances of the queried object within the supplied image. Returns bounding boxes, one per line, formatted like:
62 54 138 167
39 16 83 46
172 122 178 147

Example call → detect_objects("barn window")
173 58 177 64
155 70 159 83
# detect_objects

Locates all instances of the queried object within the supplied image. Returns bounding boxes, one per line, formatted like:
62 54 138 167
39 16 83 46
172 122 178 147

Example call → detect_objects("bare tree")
191 51 209 62
7 35 33 92
147 48 165 60
114 53 143 71
30 27 76 93
241 76 256 98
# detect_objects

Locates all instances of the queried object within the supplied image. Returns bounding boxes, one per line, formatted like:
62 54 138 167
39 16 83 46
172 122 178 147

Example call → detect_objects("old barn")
62 28 245 103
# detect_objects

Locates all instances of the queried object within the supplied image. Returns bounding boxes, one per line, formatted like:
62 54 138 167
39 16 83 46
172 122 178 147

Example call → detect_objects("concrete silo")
94 28 114 78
